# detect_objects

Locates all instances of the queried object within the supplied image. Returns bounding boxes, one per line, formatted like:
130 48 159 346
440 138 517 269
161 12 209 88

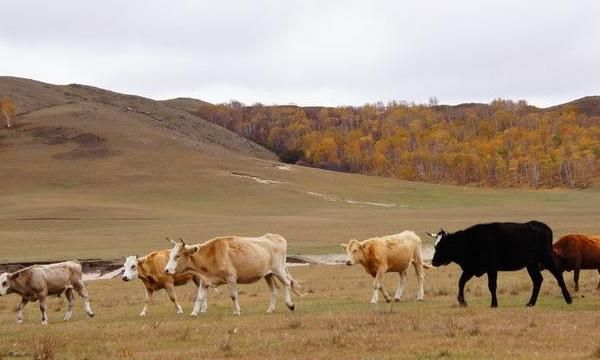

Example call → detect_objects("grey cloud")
1 0 599 106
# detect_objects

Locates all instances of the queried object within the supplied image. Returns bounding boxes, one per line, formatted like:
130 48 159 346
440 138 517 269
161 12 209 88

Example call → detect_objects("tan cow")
164 234 302 316
122 248 202 316
341 231 430 304
0 261 94 325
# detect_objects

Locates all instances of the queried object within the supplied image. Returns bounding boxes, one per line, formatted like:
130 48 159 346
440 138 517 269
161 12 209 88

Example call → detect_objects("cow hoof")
87 312 95 318
190 313 198 318
16 320 23 325
42 321 48 326
266 309 274 314
385 298 392 303
566 297 573 304
287 304 295 311
417 299 424 303
526 302 535 307
394 298 401 303
458 302 468 307
139 312 146 317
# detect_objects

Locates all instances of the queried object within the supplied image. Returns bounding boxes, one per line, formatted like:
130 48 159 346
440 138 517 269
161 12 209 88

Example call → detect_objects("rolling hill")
0 77 599 263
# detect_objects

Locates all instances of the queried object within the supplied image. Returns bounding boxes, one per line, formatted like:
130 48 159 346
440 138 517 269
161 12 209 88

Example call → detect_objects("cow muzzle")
346 260 353 266
122 276 130 282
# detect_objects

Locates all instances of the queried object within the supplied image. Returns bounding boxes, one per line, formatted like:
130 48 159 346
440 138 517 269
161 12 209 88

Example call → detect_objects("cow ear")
10 272 19 280
189 246 199 254
340 243 348 249
136 254 139 260
426 232 436 238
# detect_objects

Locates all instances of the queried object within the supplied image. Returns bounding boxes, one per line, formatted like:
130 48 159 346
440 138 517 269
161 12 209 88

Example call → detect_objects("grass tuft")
32 337 59 360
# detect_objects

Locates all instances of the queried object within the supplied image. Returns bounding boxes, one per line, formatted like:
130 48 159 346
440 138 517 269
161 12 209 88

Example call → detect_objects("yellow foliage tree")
1 98 16 128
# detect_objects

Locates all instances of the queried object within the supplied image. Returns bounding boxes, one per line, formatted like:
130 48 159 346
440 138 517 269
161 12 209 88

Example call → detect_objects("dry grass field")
1 77 600 359
1 264 599 360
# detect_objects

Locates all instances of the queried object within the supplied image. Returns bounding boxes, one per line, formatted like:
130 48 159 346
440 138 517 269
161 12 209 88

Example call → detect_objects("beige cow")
0 261 94 325
341 231 430 304
164 234 302 316
122 249 202 316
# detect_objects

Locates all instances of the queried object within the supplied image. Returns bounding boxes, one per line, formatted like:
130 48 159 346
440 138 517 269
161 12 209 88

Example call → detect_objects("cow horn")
166 237 177 245
178 237 186 245
426 232 437 238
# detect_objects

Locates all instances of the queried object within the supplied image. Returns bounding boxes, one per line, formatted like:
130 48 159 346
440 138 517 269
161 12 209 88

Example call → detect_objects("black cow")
428 221 572 307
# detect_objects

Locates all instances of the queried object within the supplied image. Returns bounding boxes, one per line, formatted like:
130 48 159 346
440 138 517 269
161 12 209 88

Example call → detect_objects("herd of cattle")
1 221 599 325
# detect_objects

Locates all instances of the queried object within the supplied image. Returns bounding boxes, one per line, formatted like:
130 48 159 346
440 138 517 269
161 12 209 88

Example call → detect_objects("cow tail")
285 267 306 297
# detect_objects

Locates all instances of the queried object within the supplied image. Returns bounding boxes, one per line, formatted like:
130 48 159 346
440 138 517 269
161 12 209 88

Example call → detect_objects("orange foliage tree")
0 98 16 128
192 99 600 188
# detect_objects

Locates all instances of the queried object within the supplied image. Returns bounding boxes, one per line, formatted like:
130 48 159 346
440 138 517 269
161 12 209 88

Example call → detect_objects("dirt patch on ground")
231 172 283 184
0 259 122 275
27 125 115 160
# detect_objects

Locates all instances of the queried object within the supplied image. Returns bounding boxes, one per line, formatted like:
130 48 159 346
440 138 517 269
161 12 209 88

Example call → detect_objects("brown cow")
553 234 600 292
122 249 202 316
341 231 431 304
164 234 302 316
0 261 94 325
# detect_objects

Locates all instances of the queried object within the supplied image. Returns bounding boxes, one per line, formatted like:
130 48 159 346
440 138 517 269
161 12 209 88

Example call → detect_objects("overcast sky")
1 1 599 107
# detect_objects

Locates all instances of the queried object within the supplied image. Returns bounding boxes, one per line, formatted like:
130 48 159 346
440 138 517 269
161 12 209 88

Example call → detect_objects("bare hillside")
0 76 275 162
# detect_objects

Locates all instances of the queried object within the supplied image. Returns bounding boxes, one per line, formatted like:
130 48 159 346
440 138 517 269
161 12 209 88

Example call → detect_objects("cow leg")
64 288 75 321
191 284 208 317
191 276 208 313
264 274 278 313
541 254 572 304
457 271 473 307
597 268 600 289
164 283 184 314
414 262 425 302
273 268 295 311
16 297 28 324
140 287 153 316
226 276 241 316
39 294 49 325
74 280 95 317
394 271 406 302
573 267 580 293
487 271 498 308
525 264 543 306
372 269 391 304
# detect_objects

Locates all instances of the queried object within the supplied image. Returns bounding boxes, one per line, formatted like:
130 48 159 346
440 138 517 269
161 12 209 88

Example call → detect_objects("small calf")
0 261 94 325
341 231 430 304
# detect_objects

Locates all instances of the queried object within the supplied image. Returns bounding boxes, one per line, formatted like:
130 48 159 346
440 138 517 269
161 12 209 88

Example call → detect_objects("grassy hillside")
0 77 599 263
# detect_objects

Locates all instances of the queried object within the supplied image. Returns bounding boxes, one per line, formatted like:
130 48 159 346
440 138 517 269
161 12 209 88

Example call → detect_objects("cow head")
122 255 139 281
340 239 363 266
164 237 199 275
0 272 17 296
427 229 452 267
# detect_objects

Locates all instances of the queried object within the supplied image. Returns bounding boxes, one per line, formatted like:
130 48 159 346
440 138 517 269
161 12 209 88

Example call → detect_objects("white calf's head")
340 239 363 266
122 255 139 281
0 272 13 296
164 237 198 275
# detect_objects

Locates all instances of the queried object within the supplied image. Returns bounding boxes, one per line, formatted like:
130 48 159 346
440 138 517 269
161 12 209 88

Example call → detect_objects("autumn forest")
193 99 600 188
